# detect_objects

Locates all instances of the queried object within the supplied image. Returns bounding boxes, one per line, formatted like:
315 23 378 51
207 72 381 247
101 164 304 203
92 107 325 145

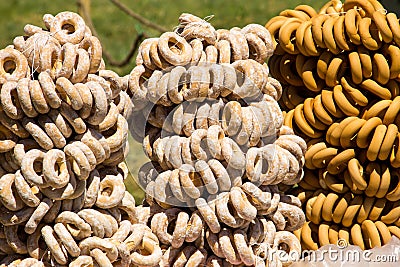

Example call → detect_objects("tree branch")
77 0 147 67
106 33 146 67
109 0 168 33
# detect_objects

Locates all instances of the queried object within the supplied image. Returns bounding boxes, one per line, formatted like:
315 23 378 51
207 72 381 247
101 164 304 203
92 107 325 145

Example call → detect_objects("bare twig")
106 33 146 67
76 0 147 67
109 0 168 32
77 0 96 35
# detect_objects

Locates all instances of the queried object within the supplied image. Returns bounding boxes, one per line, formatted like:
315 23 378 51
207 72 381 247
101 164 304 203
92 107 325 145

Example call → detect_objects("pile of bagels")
266 0 400 250
0 11 163 267
131 13 307 267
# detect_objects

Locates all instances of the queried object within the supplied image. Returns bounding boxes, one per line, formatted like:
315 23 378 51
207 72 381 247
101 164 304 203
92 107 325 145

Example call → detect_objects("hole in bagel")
200 138 210 158
4 60 16 74
227 201 236 216
170 45 181 55
252 153 262 176
169 41 182 55
36 231 48 256
261 157 270 175
8 89 22 114
62 23 75 34
278 242 290 253
224 107 232 127
73 53 80 69
66 223 80 233
190 172 204 188
101 185 113 197
249 43 258 59
387 170 400 194
51 51 61 72
53 160 62 175
137 246 151 256
167 217 177 235
33 158 43 173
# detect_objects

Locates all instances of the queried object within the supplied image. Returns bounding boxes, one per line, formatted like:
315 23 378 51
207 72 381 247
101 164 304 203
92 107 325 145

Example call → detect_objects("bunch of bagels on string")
0 10 164 267
266 0 400 250
130 12 307 267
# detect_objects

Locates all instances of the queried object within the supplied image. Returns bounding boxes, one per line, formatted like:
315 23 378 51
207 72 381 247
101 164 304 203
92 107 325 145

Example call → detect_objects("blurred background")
0 0 399 201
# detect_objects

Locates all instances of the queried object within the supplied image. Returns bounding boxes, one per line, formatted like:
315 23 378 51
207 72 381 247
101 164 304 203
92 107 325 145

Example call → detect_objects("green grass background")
0 0 331 202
